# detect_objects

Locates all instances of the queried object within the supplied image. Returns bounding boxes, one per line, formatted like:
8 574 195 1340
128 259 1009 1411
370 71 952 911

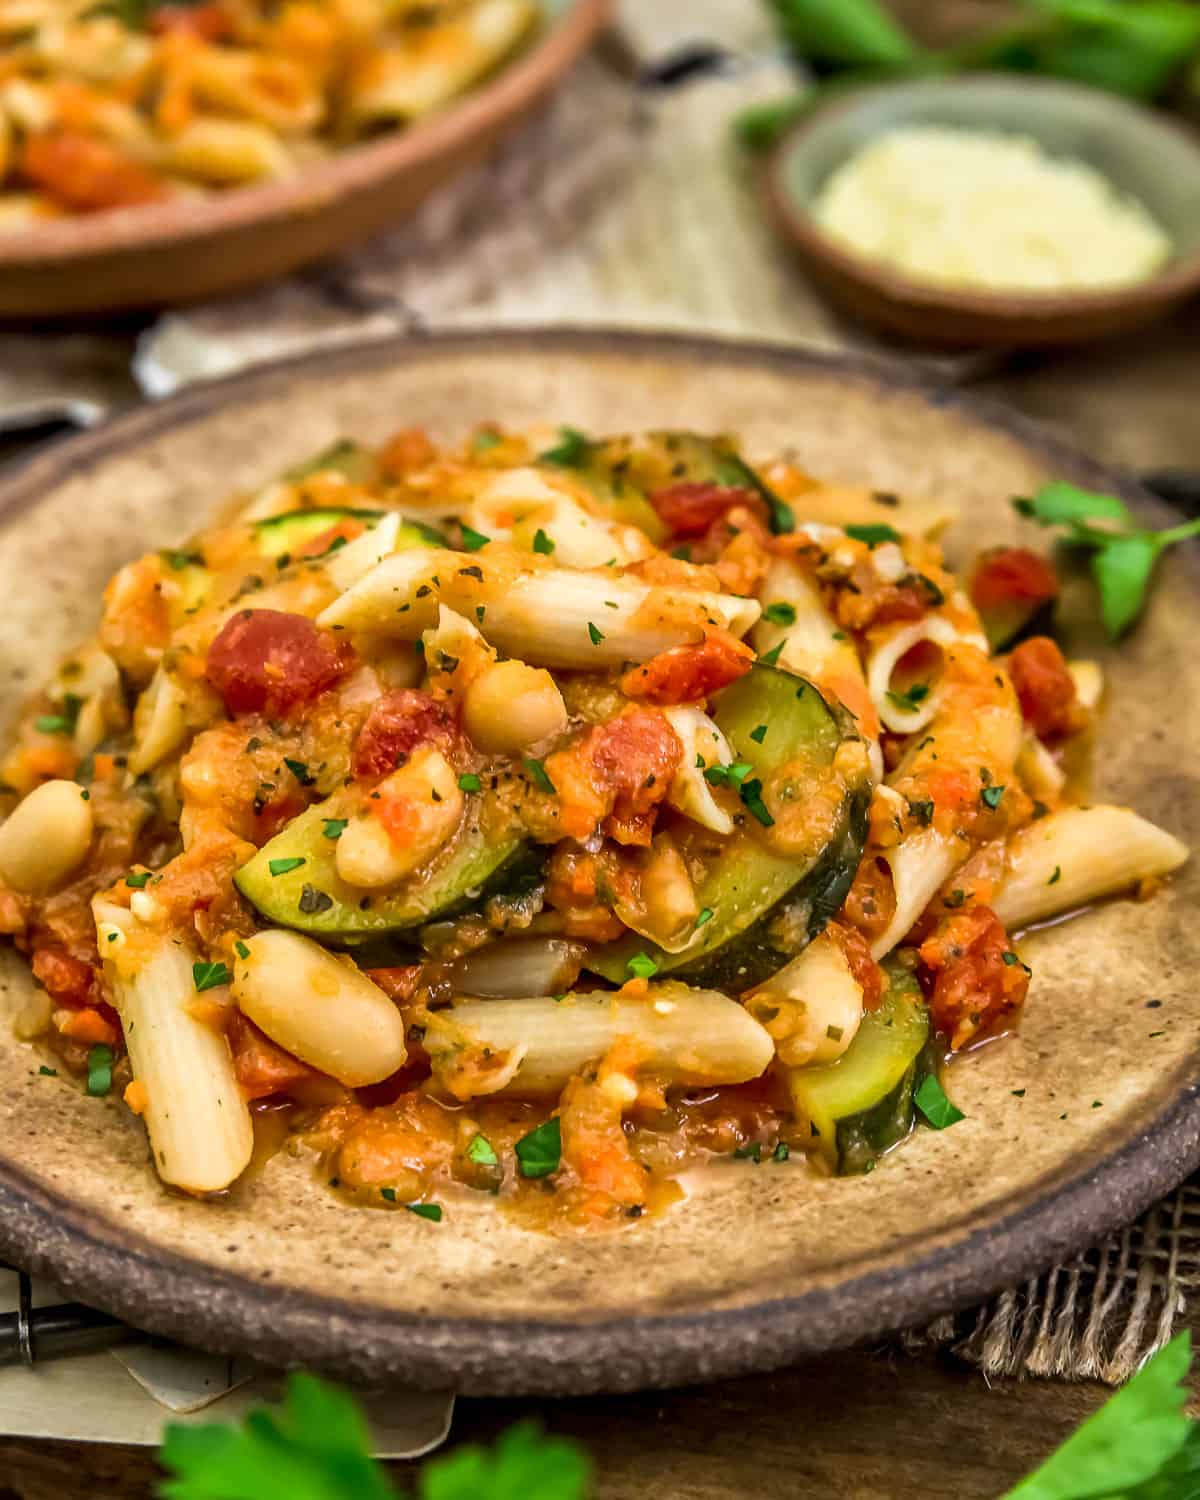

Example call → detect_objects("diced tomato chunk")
364 966 423 1003
589 710 682 844
648 482 764 538
378 427 435 479
1007 636 1080 739
620 632 753 705
20 132 165 211
206 610 353 718
150 2 232 39
351 690 456 778
294 519 367 559
229 1012 321 1102
971 548 1059 611
919 905 1029 1049
32 947 96 1009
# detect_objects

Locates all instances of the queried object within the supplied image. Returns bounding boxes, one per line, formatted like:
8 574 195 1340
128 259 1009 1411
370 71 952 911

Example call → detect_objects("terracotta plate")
0 331 1196 1396
0 0 610 320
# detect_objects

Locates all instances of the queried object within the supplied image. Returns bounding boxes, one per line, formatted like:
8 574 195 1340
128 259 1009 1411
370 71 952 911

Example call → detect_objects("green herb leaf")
38 1065 57 1077
906 798 934 827
587 621 605 646
125 871 151 889
472 429 503 453
749 724 768 744
733 1141 762 1162
1092 533 1160 640
539 427 590 468
1049 866 1062 886
1015 481 1130 530
694 907 714 930
627 952 659 980
269 856 306 877
405 1202 443 1222
763 601 797 627
515 1117 562 1179
885 682 930 713
159 1370 396 1500
421 1420 590 1500
532 528 556 556
86 1045 113 1098
523 758 556 795
845 522 901 547
283 757 315 786
459 524 490 552
380 1187 397 1202
192 961 231 993
322 818 348 840
759 642 784 668
1002 1331 1192 1499
733 93 811 150
739 777 775 827
773 1141 790 1162
767 0 922 67
466 1132 499 1167
915 1074 964 1130
234 940 251 960
457 773 482 794
981 784 1006 810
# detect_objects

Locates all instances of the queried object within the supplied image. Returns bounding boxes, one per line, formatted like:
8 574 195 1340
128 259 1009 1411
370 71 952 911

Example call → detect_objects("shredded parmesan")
814 126 1171 293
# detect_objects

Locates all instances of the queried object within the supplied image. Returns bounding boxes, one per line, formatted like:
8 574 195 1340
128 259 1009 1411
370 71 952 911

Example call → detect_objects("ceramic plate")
0 330 1196 1395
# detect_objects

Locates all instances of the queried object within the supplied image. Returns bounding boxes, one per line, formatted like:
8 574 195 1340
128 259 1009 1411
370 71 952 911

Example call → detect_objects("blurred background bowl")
0 0 610 322
764 74 1200 348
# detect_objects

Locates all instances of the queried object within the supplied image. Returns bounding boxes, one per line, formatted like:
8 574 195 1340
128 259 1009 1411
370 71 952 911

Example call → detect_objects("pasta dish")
0 0 537 225
0 423 1186 1229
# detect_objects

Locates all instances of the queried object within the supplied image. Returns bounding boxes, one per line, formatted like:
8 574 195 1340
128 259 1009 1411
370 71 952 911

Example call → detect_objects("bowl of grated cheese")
764 75 1200 347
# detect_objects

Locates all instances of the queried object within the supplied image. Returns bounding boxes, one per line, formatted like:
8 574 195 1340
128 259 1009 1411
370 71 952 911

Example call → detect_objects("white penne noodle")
420 604 492 680
318 549 761 667
468 468 649 569
128 666 189 775
870 827 964 960
867 614 988 734
0 779 93 894
745 930 864 1066
784 481 957 538
1069 659 1104 711
662 705 734 834
52 643 123 756
231 930 407 1087
94 904 252 1196
325 511 404 593
452 938 585 999
424 986 774 1100
992 806 1188 930
188 48 324 135
1016 732 1066 801
156 118 293 185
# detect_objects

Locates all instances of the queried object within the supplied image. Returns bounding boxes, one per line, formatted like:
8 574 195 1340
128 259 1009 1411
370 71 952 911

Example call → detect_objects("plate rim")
0 325 1196 1395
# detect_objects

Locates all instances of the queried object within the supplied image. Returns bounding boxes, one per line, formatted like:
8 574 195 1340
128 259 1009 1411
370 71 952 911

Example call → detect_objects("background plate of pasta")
0 329 1196 1396
0 0 609 317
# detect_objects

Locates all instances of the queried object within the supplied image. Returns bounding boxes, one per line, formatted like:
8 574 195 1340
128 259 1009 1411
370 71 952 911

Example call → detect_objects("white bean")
0 779 93 893
463 659 567 754
231 929 407 1087
335 747 463 889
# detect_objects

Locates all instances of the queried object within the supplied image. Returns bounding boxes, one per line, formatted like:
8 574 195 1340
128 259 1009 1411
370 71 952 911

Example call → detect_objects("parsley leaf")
322 819 348 840
739 777 775 827
283 757 315 786
515 1117 562 1179
539 427 590 468
1002 1331 1192 1499
758 641 784 668
35 694 82 736
269 856 306 877
192 961 231 993
915 1074 964 1130
763 601 797 626
981 784 1006 810
472 429 503 453
422 1421 589 1500
466 1132 498 1167
457 773 482 793
86 1045 113 1098
694 907 714 930
1014 481 1130 529
459 524 490 552
532 528 556 556
845 522 900 547
886 682 930 713
587 621 605 646
524 758 556 795
125 871 151 889
627 952 659 980
405 1202 443 1222
749 724 768 744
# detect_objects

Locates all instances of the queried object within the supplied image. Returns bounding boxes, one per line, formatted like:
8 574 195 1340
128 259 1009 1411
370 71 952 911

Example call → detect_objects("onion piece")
451 937 584 999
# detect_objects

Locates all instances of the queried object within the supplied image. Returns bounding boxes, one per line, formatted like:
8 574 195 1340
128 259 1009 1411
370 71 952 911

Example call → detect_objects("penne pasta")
869 827 963 960
992 806 1188 930
744 931 864 1066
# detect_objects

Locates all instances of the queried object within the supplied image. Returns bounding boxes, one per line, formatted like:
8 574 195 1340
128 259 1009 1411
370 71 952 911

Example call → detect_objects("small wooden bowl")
0 0 611 321
764 75 1200 348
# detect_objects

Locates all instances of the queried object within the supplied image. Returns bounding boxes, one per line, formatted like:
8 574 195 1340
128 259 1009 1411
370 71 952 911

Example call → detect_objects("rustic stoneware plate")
764 76 1200 348
0 330 1197 1396
0 0 610 321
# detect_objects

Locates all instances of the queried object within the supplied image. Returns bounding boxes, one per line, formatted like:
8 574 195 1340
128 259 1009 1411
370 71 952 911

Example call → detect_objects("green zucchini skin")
252 509 445 558
787 966 935 1176
586 665 871 990
234 798 529 943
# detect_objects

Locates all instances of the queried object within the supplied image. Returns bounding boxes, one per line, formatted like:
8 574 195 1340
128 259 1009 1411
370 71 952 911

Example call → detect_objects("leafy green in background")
741 0 1200 147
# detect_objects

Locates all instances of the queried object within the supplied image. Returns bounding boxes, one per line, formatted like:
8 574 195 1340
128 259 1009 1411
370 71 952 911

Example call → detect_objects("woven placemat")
115 2 1200 1385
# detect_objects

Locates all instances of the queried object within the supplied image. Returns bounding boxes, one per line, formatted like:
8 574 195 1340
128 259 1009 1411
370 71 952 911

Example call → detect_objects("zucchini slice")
252 509 445 559
284 439 379 486
786 965 934 1175
235 798 528 942
587 665 871 990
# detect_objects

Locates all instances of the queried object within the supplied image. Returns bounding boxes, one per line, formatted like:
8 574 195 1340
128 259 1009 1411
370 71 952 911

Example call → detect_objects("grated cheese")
813 125 1171 293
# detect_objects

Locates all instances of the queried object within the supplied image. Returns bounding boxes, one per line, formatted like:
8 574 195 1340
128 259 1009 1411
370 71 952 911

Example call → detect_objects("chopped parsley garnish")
773 1141 790 1163
321 819 348 840
906 798 934 827
915 1074 965 1130
739 777 775 827
458 773 482 793
35 694 82 736
749 724 768 744
694 907 714 930
125 871 151 889
299 885 334 915
532 528 556 556
763 601 797 626
86 1045 113 1098
460 524 490 552
1001 950 1020 966
759 642 784 668
587 621 605 646
1048 865 1062 885
627 952 659 981
283 757 315 786
845 522 901 547
380 1187 397 1203
163 548 203 571
703 761 753 789
472 429 503 453
886 682 930 713
733 1142 762 1162
515 1117 562 1179
981 784 1006 810
466 1133 499 1167
39 1065 57 1077
539 426 590 467
944 889 967 909
235 941 251 960
523 757 556 795
405 1202 444 1222
268 856 306 877
193 960 231 992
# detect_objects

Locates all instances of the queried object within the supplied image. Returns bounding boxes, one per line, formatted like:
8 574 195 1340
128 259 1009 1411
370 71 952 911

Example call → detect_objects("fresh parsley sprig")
1014 482 1200 639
